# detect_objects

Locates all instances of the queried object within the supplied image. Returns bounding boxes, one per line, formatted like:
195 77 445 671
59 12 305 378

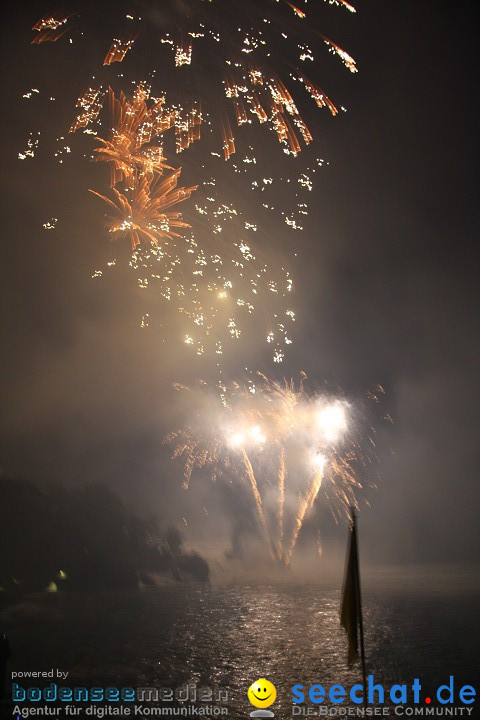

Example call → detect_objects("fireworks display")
20 1 372 555
25 0 358 362
5 0 474 598
84 83 296 361
33 0 355 158
90 168 197 250
165 375 373 563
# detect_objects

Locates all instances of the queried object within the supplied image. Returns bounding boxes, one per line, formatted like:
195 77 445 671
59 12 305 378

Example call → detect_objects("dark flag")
340 512 360 665
340 508 366 694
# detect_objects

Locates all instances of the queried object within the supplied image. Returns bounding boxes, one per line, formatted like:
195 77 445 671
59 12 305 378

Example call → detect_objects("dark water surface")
1 585 479 713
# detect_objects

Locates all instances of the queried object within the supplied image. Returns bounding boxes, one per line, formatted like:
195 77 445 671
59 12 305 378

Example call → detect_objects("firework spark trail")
277 444 286 559
241 448 274 555
285 462 324 563
89 169 198 250
92 86 175 186
31 12 71 43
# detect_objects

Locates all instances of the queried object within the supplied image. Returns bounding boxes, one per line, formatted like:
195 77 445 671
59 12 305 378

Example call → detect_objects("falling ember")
175 40 193 67
18 132 40 160
298 77 339 116
43 218 58 230
322 37 358 73
32 12 70 32
69 87 105 134
325 0 356 13
175 105 203 153
285 1 306 19
32 12 71 43
103 38 135 65
222 120 236 161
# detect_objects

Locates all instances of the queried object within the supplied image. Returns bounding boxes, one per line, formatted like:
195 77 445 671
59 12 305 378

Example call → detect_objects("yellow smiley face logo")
248 678 276 708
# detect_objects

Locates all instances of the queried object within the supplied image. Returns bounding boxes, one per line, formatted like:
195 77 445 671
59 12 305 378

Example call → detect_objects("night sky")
1 1 479 578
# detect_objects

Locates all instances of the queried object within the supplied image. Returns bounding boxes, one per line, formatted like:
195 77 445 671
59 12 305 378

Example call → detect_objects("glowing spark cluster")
323 37 358 73
84 85 296 361
31 0 356 158
25 0 359 363
165 375 367 563
96 85 175 175
90 170 197 250
18 132 40 160
32 12 71 43
103 38 136 66
84 85 197 253
175 40 193 67
69 87 105 134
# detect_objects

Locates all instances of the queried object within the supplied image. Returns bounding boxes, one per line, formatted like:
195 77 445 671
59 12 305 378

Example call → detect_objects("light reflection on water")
2 585 479 713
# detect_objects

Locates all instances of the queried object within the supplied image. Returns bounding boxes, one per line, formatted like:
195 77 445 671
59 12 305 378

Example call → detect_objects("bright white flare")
316 402 347 442
228 423 266 449
228 431 246 448
312 451 326 473
249 424 266 444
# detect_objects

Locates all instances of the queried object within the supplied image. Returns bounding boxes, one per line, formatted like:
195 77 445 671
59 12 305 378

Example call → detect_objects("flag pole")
351 507 368 705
